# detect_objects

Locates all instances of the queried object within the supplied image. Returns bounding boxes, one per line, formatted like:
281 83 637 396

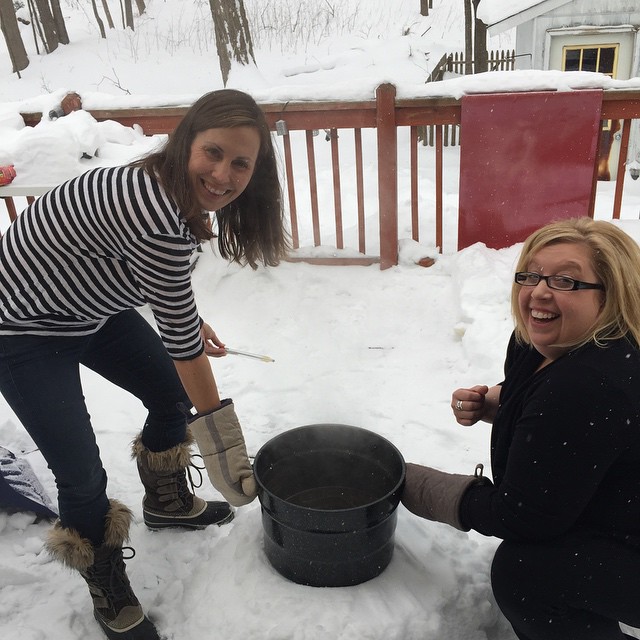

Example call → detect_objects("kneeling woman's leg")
491 532 640 640
0 334 109 544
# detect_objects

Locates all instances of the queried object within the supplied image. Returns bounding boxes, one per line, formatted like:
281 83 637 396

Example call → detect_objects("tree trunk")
135 0 145 15
49 0 69 44
464 0 473 74
32 0 58 53
419 0 429 16
91 0 106 38
101 0 115 29
0 0 29 73
124 0 134 30
26 0 42 54
208 0 256 86
472 0 488 73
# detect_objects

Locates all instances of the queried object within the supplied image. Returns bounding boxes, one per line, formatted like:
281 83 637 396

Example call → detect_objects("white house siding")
479 0 572 34
512 0 640 76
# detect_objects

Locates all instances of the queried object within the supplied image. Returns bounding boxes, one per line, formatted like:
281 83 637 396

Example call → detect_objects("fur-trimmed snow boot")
132 430 234 530
45 499 160 640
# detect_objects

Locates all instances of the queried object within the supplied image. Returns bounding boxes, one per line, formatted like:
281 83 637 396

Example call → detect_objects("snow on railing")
3 85 640 268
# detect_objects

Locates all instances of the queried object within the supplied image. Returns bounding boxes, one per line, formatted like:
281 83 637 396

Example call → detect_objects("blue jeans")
0 310 191 544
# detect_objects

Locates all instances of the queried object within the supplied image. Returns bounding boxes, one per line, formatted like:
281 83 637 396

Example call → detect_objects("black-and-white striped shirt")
0 166 204 360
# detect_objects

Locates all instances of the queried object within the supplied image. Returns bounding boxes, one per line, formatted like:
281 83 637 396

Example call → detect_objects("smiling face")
517 242 605 362
187 125 261 211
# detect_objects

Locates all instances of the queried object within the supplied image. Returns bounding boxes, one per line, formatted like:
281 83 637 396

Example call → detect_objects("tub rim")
253 423 406 514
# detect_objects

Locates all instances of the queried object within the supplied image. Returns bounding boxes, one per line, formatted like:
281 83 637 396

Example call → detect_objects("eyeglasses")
514 272 604 291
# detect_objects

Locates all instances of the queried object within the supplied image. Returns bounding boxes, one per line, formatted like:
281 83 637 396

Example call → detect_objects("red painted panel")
458 90 603 251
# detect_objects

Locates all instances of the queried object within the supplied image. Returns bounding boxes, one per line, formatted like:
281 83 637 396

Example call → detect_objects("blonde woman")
403 218 640 640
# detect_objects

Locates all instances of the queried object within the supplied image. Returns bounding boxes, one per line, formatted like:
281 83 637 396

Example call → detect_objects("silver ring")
455 400 463 411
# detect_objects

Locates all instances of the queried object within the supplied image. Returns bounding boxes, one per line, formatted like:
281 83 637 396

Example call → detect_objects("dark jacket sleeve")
460 348 639 541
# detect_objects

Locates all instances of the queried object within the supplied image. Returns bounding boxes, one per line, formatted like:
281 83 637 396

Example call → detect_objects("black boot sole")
95 612 161 640
143 508 235 531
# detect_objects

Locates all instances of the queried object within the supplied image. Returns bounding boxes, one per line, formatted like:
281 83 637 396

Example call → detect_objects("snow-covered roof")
477 0 573 35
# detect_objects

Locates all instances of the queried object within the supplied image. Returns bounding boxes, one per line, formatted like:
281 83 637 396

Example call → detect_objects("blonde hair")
511 217 640 348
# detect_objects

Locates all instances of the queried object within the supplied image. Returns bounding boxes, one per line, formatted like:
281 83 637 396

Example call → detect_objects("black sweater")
460 332 640 544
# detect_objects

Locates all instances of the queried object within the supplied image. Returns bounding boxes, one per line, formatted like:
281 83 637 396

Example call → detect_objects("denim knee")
57 464 110 544
140 405 189 452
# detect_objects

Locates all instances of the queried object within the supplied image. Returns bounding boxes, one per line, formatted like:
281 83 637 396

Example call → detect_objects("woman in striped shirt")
0 89 288 640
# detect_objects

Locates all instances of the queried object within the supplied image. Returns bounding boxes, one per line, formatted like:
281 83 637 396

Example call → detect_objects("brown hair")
130 89 289 268
511 217 640 348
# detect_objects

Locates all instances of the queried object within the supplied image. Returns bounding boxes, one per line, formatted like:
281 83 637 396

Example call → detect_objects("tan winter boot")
132 430 234 530
45 499 160 640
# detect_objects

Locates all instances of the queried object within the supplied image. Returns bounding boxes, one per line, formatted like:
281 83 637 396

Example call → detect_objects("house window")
562 45 618 76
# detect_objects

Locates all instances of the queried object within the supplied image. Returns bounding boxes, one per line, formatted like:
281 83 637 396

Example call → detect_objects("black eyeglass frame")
514 272 605 291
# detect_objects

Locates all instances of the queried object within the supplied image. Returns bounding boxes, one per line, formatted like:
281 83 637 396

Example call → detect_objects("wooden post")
435 126 443 251
354 129 366 254
410 126 419 241
329 129 344 249
376 83 398 269
612 119 631 219
281 132 299 248
306 130 321 246
2 196 18 222
588 121 604 219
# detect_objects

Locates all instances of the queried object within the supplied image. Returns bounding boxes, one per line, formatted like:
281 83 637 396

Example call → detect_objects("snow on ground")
1 1 640 639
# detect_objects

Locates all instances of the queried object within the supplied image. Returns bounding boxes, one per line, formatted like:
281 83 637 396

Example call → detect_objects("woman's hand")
201 322 226 357
451 384 501 426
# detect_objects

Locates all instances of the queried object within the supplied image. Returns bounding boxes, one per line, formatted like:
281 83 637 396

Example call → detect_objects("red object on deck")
458 90 603 250
0 165 16 186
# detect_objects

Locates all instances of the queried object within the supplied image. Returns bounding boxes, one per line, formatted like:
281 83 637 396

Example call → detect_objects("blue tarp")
0 446 57 518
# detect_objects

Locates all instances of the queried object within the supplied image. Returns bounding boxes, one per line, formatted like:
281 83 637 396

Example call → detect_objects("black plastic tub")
253 424 406 587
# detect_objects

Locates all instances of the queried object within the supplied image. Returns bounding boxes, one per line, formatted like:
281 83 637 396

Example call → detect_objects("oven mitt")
401 462 489 531
189 399 257 507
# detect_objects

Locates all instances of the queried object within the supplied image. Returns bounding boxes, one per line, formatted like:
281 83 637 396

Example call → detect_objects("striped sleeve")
125 231 204 359
0 166 204 359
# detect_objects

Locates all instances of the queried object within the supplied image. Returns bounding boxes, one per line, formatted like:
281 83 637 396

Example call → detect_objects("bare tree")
464 0 472 74
31 0 59 53
101 0 115 29
123 0 134 30
91 0 106 38
209 0 256 86
0 0 29 73
463 0 488 74
92 0 135 37
50 0 69 44
472 0 488 73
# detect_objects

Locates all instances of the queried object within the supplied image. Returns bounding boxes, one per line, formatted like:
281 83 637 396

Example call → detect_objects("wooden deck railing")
3 85 640 269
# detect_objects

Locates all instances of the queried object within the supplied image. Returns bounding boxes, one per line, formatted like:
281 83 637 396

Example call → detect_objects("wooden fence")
421 49 516 147
427 49 516 83
3 85 640 269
